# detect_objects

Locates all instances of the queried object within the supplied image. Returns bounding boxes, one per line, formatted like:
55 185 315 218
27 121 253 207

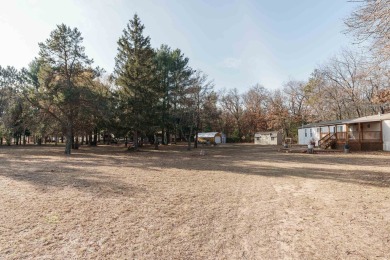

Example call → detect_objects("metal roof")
198 132 220 138
345 113 390 124
254 131 280 136
299 113 390 128
299 120 347 129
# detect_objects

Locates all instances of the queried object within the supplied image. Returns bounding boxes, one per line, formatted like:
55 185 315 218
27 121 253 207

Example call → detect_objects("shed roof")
254 131 280 136
198 132 220 138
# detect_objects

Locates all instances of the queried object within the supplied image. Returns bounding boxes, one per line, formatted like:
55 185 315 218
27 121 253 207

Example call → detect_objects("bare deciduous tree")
345 0 390 60
242 84 269 139
220 88 244 141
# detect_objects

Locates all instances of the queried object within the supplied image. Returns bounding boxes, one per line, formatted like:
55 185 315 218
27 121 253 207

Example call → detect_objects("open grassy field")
0 143 389 259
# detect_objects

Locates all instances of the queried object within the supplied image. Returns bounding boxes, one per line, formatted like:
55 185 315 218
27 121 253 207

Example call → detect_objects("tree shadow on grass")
0 144 389 190
0 148 146 198
110 144 390 188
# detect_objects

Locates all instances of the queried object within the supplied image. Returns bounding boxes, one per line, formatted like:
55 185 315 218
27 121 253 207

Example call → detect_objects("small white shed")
254 131 282 145
197 132 226 144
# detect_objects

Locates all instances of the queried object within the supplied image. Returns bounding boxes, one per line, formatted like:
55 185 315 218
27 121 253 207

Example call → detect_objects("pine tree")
27 24 99 155
114 14 160 150
154 46 194 144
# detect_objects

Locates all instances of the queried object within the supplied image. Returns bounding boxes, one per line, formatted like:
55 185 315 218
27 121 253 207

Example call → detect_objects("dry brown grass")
0 143 389 259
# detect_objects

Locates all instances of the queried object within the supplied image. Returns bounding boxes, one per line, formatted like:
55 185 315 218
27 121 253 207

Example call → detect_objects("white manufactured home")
298 113 390 151
298 120 346 147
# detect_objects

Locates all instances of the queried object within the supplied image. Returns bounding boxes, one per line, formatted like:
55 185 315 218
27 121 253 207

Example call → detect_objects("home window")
256 137 260 141
305 129 307 137
367 124 370 128
271 137 275 141
310 129 312 137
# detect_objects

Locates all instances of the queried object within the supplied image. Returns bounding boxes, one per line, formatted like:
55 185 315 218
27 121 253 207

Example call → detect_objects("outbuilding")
197 132 226 144
254 131 282 145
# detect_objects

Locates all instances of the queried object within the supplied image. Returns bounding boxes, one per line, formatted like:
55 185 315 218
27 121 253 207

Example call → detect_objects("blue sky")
0 0 359 92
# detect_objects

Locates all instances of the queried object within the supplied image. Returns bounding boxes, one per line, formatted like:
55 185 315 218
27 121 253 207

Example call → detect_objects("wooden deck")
320 130 382 151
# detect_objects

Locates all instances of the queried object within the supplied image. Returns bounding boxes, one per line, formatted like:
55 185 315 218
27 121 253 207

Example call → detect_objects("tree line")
1 2 389 154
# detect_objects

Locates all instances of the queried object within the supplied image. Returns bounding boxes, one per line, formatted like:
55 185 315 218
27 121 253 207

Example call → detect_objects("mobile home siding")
383 120 390 151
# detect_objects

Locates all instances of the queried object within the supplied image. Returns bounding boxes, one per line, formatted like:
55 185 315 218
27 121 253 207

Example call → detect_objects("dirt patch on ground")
0 144 389 259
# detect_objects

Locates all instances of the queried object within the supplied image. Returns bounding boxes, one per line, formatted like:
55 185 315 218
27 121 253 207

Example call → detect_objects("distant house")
254 131 282 145
298 113 390 151
197 132 226 144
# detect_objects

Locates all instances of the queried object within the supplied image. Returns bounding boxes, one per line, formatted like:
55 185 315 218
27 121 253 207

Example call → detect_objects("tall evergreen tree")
170 49 193 143
26 24 99 155
114 14 160 150
0 66 23 145
155 45 193 144
155 45 174 145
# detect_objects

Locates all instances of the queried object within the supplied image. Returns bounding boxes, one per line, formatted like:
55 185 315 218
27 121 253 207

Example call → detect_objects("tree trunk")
166 129 170 145
89 132 93 146
71 135 75 149
162 128 166 145
65 127 72 155
187 126 192 151
93 128 97 146
133 131 139 150
174 122 178 144
154 134 159 150
194 130 198 148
